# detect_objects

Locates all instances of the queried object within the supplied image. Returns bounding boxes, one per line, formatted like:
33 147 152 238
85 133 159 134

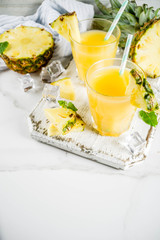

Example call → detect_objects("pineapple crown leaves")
95 0 160 26
95 0 160 48
58 100 78 112
0 41 9 54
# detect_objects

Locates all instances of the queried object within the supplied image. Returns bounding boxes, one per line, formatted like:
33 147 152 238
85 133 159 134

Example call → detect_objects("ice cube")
41 60 65 83
120 131 146 155
40 55 72 83
18 73 33 92
42 83 60 103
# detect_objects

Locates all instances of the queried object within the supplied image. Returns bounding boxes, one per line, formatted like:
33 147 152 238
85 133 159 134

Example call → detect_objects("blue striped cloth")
0 0 94 57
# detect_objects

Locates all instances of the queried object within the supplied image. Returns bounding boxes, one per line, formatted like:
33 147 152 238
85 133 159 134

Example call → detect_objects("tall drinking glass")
70 18 120 81
86 58 145 137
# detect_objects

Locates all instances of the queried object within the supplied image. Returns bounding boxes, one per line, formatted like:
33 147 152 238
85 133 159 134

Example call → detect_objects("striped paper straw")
119 34 133 75
104 0 128 41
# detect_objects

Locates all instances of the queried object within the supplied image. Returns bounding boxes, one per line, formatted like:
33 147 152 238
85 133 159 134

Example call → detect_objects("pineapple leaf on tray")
95 0 160 48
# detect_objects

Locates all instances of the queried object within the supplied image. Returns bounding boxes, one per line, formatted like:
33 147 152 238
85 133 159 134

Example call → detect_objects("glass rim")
86 57 145 99
69 18 121 47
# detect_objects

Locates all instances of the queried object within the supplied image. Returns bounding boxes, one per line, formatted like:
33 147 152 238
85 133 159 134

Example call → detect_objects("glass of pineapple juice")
70 18 120 82
86 58 144 137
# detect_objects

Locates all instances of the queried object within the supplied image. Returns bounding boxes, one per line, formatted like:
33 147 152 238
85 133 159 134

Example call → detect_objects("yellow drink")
91 67 129 96
86 59 136 137
70 19 120 81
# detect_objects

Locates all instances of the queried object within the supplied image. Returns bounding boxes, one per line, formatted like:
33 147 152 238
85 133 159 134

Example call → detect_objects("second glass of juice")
86 58 145 137
70 18 120 81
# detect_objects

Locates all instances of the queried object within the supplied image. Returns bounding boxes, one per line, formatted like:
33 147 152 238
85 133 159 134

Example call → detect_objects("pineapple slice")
71 114 86 132
48 115 85 137
130 18 160 78
126 69 159 112
50 12 81 42
0 26 54 74
51 78 75 100
44 108 76 134
48 124 60 137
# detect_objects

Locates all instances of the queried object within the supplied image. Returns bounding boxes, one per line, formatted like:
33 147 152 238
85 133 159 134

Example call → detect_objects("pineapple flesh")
51 77 75 100
130 18 160 78
48 124 60 137
0 26 54 74
45 101 85 136
48 115 85 137
50 12 81 42
126 69 159 112
71 114 86 132
44 108 76 134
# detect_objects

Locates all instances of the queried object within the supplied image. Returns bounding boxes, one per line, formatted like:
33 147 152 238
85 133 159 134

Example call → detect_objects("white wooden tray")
28 60 157 170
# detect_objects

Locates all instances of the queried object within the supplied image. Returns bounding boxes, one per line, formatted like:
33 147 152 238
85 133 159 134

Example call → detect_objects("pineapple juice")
71 30 118 81
86 66 136 136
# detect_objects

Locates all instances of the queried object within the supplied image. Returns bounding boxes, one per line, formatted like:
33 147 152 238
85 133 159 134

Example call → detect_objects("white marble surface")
0 64 160 240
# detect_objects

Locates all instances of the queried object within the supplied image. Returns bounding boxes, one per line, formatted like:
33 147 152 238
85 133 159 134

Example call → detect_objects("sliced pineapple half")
0 26 54 74
48 115 85 137
44 108 76 134
130 18 160 78
126 69 159 112
51 77 75 100
50 12 81 42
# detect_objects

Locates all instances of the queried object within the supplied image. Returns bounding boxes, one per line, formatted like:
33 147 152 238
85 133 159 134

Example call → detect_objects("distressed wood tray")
28 60 156 170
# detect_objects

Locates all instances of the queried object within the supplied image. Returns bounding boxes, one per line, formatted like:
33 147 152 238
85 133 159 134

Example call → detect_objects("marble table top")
1 0 160 236
0 64 160 240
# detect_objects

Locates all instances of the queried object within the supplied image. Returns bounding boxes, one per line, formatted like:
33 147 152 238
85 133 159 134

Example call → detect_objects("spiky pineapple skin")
130 17 160 78
0 26 54 74
130 69 159 111
1 48 53 74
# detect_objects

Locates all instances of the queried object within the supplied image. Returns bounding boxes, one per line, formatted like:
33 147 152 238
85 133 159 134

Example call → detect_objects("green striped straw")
119 34 133 75
104 0 128 41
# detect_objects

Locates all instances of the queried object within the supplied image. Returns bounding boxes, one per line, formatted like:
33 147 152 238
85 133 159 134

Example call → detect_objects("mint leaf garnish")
139 110 158 127
0 41 9 54
58 100 77 112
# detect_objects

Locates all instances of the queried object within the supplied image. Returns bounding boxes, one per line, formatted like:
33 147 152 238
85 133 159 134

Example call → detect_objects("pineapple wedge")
130 18 160 78
50 12 81 42
44 108 76 134
48 115 85 137
48 124 60 137
51 78 75 100
126 69 159 112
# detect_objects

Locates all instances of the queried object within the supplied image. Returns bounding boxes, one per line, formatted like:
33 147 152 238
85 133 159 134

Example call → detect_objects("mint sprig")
58 100 77 112
139 110 158 127
0 41 9 54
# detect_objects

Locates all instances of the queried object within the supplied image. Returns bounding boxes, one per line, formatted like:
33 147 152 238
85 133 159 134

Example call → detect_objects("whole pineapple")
0 26 54 74
95 0 160 48
95 0 160 78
